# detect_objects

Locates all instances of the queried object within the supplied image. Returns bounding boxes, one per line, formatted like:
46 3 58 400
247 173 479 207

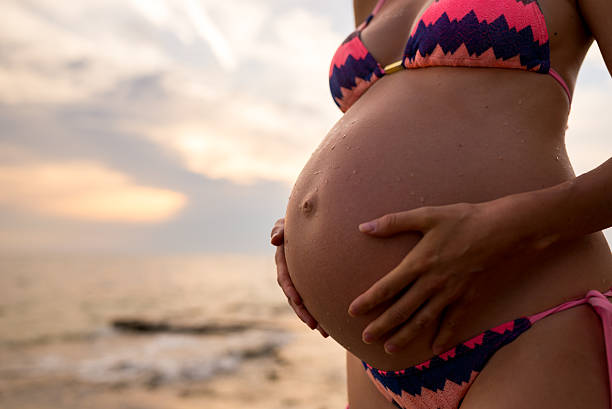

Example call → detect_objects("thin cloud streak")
184 0 238 70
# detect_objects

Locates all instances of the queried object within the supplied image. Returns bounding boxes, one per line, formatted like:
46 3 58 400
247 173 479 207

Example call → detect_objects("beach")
0 253 347 409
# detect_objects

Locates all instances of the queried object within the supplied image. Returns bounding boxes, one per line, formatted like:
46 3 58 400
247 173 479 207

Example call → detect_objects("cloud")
183 0 237 70
0 161 187 223
0 1 171 104
1 0 609 254
0 0 343 186
132 93 332 185
136 5 344 185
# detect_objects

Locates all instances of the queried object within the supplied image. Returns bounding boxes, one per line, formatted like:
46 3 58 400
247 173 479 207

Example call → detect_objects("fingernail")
432 345 444 355
363 332 374 344
385 344 398 354
348 302 363 316
358 221 376 233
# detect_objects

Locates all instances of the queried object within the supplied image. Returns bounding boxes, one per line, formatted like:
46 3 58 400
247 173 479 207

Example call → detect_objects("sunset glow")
0 162 187 223
0 0 609 253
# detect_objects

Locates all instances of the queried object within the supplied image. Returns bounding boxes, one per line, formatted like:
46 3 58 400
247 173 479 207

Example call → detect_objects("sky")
0 0 610 255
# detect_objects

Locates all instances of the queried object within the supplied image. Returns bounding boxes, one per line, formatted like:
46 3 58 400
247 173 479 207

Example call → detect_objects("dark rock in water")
240 343 278 359
265 369 279 382
146 373 164 389
111 319 253 335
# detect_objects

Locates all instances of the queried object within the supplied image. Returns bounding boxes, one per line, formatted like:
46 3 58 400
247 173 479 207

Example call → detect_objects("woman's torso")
283 0 612 370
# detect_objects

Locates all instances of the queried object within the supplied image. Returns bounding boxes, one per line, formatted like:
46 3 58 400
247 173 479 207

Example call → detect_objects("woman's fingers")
383 293 449 354
289 297 318 330
275 245 302 305
275 244 323 333
348 242 429 316
431 290 473 354
270 218 285 245
358 207 432 236
360 275 435 343
270 217 325 337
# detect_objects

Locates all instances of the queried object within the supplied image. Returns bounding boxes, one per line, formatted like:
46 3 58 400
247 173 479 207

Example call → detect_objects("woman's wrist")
485 157 612 254
481 181 573 256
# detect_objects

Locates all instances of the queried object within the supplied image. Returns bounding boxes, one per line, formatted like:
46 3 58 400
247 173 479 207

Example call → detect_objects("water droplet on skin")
324 179 329 184
518 99 523 105
352 170 357 174
342 133 347 139
315 187 319 192
346 145 351 150
555 155 560 161
313 171 321 175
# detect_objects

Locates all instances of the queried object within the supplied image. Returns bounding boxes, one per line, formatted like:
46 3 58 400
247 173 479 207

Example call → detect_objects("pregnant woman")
271 0 612 407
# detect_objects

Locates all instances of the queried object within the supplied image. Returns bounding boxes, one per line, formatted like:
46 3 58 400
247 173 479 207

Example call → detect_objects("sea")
0 253 347 409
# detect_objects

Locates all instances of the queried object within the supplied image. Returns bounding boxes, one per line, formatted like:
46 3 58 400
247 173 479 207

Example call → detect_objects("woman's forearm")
491 157 612 251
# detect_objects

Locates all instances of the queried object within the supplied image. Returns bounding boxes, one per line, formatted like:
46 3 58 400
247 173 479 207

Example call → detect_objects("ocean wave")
23 328 291 387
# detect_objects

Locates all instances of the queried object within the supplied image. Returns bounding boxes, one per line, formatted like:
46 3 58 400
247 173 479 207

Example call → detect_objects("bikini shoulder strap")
359 0 387 29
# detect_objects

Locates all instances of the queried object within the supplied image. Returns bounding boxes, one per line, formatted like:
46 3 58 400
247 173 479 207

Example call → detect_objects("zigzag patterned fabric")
352 287 612 409
404 0 549 71
328 0 570 113
361 317 532 409
329 31 385 113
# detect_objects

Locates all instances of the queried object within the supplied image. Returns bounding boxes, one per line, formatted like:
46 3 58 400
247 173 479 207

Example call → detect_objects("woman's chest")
355 0 586 72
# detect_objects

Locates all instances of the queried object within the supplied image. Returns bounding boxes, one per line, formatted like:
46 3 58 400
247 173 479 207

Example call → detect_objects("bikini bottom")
346 287 612 409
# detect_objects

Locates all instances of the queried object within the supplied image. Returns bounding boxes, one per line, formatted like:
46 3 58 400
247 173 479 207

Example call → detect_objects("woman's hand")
271 218 329 338
348 200 529 355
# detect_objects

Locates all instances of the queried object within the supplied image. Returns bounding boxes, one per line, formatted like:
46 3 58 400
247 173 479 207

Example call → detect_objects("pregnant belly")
283 70 612 370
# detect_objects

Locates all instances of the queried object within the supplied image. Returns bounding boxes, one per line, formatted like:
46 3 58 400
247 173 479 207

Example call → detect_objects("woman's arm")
496 158 612 252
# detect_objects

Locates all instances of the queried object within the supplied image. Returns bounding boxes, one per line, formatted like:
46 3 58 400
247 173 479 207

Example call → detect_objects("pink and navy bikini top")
329 0 572 113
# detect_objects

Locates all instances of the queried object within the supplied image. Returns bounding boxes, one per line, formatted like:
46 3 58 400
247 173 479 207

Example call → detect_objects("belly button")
300 194 317 216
